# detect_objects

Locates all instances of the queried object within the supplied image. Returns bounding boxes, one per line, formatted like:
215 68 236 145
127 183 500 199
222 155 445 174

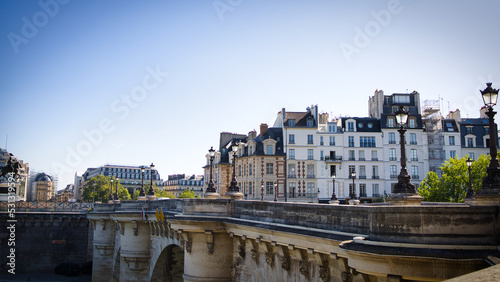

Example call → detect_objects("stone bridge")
87 200 500 282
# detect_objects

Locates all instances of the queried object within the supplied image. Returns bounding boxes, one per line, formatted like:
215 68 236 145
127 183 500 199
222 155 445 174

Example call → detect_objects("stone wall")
0 212 91 273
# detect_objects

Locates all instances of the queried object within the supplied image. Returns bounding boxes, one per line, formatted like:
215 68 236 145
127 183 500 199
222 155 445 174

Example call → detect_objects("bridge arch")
150 244 184 282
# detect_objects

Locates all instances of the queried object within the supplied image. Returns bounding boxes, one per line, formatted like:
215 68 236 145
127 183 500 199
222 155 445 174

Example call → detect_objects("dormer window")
289 119 295 127
347 122 354 132
306 118 313 127
266 145 273 155
387 118 395 127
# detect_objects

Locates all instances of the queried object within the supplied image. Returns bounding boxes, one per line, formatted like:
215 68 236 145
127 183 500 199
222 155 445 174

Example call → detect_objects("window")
485 126 490 135
449 136 455 146
347 122 354 132
372 166 379 179
243 164 247 176
320 150 324 161
289 149 295 159
389 132 396 144
410 133 417 145
348 165 355 175
266 182 274 194
394 95 410 103
329 136 335 146
288 165 296 178
348 136 354 147
466 127 473 135
307 164 315 178
390 165 398 178
411 166 419 179
360 136 376 147
308 149 314 160
469 153 475 160
307 135 314 144
328 123 336 133
249 182 253 194
266 163 273 175
349 183 355 197
359 150 365 161
467 138 474 147
249 164 253 176
410 149 417 161
373 184 379 196
349 150 355 161
450 150 456 158
307 183 315 197
371 150 377 161
307 119 313 127
320 136 324 146
266 145 273 155
249 146 253 155
289 119 295 127
387 118 395 127
389 148 397 161
289 134 295 144
289 182 296 197
238 165 241 176
359 184 366 197
359 166 366 178
408 118 416 128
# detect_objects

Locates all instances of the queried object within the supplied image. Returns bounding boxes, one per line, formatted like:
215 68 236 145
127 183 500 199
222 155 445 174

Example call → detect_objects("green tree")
178 189 196 199
132 183 176 199
82 175 131 203
418 154 490 202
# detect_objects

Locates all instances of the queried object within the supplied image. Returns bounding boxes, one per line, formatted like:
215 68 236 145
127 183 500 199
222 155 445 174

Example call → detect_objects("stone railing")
0 201 91 212
90 199 500 246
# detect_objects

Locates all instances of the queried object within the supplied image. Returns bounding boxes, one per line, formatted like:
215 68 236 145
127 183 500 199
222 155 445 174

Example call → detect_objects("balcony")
358 157 365 161
360 193 367 198
389 157 397 161
288 174 296 179
389 140 396 144
372 176 380 179
410 141 417 145
371 158 378 161
324 156 342 162
306 174 315 179
410 158 418 162
348 157 355 161
390 174 398 179
358 175 367 179
372 193 381 197
412 175 420 179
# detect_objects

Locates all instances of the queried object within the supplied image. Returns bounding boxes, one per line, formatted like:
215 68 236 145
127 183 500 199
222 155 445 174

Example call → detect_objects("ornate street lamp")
393 106 417 194
479 82 500 193
108 178 114 204
205 147 220 199
330 174 337 200
226 142 243 199
92 182 96 204
138 166 147 200
465 157 475 199
114 177 120 203
274 182 278 202
350 171 357 200
261 183 264 201
147 163 156 200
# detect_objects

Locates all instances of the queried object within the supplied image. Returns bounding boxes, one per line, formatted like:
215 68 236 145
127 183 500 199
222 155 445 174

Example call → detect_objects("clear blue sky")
1 0 499 190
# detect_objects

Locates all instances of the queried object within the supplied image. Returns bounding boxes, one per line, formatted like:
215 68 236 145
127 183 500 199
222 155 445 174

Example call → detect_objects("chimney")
260 123 268 137
248 130 257 141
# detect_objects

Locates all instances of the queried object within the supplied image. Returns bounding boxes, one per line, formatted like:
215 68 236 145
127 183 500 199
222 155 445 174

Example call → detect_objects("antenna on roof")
5 134 7 150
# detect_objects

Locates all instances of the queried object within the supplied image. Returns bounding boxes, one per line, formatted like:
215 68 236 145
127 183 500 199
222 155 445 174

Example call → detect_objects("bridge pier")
89 216 115 282
183 231 233 281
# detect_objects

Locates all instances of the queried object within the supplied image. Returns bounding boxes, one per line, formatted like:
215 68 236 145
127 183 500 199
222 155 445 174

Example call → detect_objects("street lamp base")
113 200 121 204
107 200 115 204
349 199 360 205
204 192 220 199
329 200 340 205
389 193 423 205
147 195 157 201
226 191 244 200
138 196 148 201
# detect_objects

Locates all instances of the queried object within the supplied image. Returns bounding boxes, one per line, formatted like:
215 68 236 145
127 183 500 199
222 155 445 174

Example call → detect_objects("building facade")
164 174 204 197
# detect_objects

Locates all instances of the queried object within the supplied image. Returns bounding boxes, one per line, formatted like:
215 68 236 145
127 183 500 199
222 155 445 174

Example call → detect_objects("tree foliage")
178 189 196 198
418 154 490 202
82 175 131 203
131 183 176 199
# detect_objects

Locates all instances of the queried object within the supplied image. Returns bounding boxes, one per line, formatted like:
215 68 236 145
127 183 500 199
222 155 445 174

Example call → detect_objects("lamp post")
261 183 264 201
205 147 219 199
390 106 422 205
92 182 96 204
350 171 357 200
465 157 475 199
147 163 156 200
226 142 243 199
331 174 337 200
114 177 120 203
274 182 278 202
479 83 500 193
108 178 114 204
138 166 147 200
